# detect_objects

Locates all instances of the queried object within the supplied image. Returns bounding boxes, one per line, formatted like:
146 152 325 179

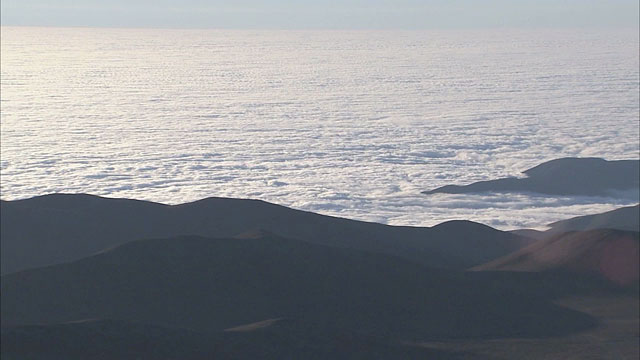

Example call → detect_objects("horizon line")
2 24 639 32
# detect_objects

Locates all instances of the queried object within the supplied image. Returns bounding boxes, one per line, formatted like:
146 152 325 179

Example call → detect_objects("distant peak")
432 219 491 230
523 157 635 175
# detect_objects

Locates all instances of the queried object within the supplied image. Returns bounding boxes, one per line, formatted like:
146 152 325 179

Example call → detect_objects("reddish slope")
473 229 639 286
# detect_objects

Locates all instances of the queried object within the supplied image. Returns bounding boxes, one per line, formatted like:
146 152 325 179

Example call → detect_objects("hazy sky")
2 0 639 29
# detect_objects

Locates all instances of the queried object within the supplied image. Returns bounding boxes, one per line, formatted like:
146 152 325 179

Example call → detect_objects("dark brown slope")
416 295 639 360
0 233 595 340
0 193 529 274
474 229 640 287
423 157 639 196
1 319 472 360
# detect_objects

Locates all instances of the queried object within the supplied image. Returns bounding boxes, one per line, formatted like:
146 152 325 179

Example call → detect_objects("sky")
2 0 639 29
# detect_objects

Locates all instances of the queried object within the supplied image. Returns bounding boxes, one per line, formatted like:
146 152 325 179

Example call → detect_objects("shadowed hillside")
0 194 529 274
416 295 639 360
0 233 595 341
1 320 216 360
423 158 639 197
1 319 473 360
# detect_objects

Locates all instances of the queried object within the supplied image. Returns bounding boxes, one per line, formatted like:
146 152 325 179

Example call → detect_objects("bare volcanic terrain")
474 229 640 287
1 233 595 341
0 193 530 274
1 198 638 359
0 319 475 360
423 158 639 197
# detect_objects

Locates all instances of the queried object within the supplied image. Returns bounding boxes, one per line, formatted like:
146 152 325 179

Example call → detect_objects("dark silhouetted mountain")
0 193 530 274
0 234 595 341
474 229 640 287
423 157 639 197
547 204 639 234
1 319 472 360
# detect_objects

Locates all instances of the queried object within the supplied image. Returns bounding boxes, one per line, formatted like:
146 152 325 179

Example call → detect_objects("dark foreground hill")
0 193 529 274
1 319 473 360
0 233 595 341
474 229 640 287
416 295 638 360
423 157 639 197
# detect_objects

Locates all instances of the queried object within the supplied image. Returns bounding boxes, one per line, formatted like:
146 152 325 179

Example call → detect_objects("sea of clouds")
1 27 638 229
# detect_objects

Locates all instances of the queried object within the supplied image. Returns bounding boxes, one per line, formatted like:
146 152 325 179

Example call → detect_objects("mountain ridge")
423 157 639 197
1 193 529 274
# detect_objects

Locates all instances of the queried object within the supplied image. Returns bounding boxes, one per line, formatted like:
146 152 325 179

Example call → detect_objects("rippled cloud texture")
1 27 638 229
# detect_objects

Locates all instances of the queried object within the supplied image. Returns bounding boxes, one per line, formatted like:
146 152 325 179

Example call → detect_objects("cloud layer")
1 27 638 229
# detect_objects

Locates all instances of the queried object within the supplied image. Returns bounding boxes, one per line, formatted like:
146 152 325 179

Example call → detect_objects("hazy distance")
2 0 639 29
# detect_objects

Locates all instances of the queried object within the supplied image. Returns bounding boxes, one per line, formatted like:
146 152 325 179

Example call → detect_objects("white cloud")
1 27 638 230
